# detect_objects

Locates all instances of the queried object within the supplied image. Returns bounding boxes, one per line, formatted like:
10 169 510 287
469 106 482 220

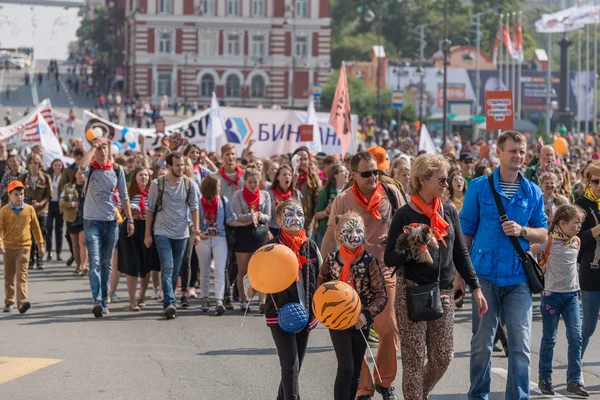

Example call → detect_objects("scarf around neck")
280 228 308 281
219 166 244 189
351 181 384 220
92 159 114 171
550 226 579 248
338 245 365 289
273 187 293 202
242 186 260 211
411 193 449 247
202 196 219 225
136 186 149 217
585 187 600 210
296 171 309 189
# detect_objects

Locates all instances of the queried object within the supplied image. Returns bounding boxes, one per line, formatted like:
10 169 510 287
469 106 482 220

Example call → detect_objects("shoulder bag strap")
84 167 95 196
436 204 444 282
487 174 528 259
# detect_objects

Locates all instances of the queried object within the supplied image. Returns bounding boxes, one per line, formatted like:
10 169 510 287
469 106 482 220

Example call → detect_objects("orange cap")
366 146 390 171
8 180 24 194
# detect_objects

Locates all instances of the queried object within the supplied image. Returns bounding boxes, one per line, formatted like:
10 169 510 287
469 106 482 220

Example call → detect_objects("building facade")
119 0 332 108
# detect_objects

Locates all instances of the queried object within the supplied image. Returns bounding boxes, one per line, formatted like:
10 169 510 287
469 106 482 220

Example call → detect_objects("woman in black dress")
117 167 160 311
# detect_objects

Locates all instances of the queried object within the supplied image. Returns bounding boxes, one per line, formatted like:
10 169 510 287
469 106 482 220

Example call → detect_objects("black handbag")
405 205 444 322
252 223 269 242
487 175 545 294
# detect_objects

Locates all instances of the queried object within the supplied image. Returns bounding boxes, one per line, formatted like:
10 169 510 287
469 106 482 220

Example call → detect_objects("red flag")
329 62 352 157
503 23 516 59
513 18 523 63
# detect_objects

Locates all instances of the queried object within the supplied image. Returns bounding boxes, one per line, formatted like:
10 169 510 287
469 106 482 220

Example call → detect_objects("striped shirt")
147 177 200 239
82 165 129 221
499 181 520 199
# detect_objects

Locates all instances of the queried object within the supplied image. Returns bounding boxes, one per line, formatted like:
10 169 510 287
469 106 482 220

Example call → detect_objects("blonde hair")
221 143 236 155
409 154 450 194
539 172 557 185
243 166 261 181
584 161 600 186
334 211 366 247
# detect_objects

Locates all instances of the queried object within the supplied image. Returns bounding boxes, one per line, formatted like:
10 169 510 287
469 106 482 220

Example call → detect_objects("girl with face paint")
268 165 304 237
248 199 322 400
317 212 388 400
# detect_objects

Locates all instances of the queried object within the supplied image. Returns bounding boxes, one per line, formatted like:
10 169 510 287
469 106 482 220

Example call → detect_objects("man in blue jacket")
460 131 548 400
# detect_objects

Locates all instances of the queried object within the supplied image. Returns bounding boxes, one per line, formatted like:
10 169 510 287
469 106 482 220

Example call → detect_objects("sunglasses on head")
353 169 380 178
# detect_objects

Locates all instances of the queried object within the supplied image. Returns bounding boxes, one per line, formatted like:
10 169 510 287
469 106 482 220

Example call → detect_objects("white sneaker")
186 288 198 298
107 292 119 304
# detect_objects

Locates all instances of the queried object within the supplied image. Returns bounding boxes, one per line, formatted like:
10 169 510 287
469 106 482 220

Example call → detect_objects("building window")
158 0 172 13
200 74 214 97
295 0 308 18
199 31 216 55
252 0 264 17
252 35 265 59
228 0 240 16
251 75 265 98
295 36 307 58
226 75 241 97
226 34 241 56
158 31 172 54
202 0 215 16
157 73 172 96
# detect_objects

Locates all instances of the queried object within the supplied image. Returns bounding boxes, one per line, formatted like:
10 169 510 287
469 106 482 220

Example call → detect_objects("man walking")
461 131 548 400
80 137 133 318
322 151 404 400
145 152 200 320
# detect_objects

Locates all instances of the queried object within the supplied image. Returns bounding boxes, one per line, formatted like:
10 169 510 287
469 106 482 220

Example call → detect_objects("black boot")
36 257 44 270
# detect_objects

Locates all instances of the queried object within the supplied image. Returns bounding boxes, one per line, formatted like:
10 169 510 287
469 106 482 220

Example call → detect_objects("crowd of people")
2 121 600 400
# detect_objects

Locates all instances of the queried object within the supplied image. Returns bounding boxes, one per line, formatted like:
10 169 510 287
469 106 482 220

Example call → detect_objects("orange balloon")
248 244 299 294
586 135 594 144
85 129 96 142
554 137 568 154
312 281 362 330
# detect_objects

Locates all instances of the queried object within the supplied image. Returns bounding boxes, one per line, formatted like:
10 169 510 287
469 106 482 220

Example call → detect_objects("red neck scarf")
296 171 309 189
242 186 261 211
338 245 365 289
273 187 292 202
92 159 114 171
351 181 384 221
219 166 244 189
410 193 449 247
136 186 149 216
280 228 308 281
202 196 219 226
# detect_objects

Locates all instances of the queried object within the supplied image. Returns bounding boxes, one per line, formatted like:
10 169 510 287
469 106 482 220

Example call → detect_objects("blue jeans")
84 219 118 302
538 291 582 384
469 278 532 400
155 235 187 308
581 290 600 356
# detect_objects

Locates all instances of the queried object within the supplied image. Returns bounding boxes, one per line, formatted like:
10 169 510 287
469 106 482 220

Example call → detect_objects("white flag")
418 124 437 154
38 112 74 168
206 92 225 153
305 97 322 154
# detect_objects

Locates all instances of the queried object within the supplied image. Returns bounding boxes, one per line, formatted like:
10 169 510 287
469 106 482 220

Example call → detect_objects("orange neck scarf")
338 245 365 289
279 228 308 281
351 181 384 221
410 193 449 247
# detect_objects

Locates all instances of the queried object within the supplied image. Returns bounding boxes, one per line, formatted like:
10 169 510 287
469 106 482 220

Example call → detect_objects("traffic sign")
485 90 514 131
313 84 322 98
392 90 404 109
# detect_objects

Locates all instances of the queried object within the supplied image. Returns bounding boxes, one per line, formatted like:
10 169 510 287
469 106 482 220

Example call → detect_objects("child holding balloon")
246 199 321 400
316 212 388 400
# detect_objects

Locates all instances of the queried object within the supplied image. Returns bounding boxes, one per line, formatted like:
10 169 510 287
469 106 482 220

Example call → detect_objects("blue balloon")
114 141 122 151
277 302 308 333
128 141 136 149
121 127 129 137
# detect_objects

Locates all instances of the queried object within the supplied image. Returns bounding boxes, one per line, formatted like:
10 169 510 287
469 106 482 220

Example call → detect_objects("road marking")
30 59 39 106
0 356 62 385
58 75 75 108
491 367 569 399
0 67 5 104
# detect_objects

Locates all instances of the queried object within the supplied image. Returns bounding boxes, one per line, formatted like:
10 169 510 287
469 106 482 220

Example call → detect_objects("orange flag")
329 62 352 157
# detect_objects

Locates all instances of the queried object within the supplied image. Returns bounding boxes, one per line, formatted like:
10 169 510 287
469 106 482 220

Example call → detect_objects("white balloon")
93 127 103 137
111 144 120 154
124 131 135 143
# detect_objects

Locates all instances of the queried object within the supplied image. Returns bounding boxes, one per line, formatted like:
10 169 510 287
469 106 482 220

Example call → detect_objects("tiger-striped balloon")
312 281 362 330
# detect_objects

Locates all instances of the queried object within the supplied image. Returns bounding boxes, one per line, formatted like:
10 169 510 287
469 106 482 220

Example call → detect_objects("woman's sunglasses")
353 169 380 178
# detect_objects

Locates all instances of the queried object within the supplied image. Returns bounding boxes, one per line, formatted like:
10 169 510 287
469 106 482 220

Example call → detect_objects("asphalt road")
1 252 600 400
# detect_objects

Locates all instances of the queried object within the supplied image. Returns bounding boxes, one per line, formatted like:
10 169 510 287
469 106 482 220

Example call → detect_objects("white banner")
0 99 56 149
83 107 358 158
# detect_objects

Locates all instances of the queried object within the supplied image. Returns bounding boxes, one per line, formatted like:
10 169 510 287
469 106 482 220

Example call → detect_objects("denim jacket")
460 169 547 287
198 195 234 238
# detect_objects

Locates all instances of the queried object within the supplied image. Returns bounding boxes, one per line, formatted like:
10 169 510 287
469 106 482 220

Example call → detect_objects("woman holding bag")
384 154 487 400
247 199 321 400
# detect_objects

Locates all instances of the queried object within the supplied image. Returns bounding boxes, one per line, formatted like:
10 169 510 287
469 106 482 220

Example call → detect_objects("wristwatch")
520 227 528 237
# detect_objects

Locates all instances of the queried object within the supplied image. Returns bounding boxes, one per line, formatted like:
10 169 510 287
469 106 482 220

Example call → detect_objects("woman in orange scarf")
317 211 388 400
247 199 321 400
383 154 488 400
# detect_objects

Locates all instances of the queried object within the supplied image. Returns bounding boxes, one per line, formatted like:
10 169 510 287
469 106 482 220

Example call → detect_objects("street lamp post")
284 2 296 109
442 0 450 143
393 52 409 140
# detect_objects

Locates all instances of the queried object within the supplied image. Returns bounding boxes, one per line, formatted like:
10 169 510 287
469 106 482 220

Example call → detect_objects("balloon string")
360 329 381 384
240 300 251 328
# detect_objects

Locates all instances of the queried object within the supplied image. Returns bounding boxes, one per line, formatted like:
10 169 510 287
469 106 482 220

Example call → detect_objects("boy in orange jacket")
1 180 44 314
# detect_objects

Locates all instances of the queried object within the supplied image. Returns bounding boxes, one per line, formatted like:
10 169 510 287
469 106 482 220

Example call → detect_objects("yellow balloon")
554 137 568 154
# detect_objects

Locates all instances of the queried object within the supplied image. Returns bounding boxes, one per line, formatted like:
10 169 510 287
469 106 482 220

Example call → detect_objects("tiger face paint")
340 220 364 249
281 203 304 232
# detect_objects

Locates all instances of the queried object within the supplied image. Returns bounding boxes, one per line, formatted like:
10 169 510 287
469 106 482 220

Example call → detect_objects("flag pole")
577 4 582 134
499 13 504 89
505 13 510 91
585 23 590 135
594 0 598 134
517 10 523 119
512 12 517 115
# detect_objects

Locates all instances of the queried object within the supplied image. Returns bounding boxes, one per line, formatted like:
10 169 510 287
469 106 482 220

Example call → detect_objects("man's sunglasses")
429 177 451 185
353 169 380 178
590 179 600 185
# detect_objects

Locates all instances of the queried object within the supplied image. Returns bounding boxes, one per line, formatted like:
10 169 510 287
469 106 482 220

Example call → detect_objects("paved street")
0 59 190 138
1 253 600 400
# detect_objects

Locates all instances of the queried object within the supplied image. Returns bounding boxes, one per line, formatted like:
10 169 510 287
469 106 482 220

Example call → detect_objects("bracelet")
127 220 134 225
